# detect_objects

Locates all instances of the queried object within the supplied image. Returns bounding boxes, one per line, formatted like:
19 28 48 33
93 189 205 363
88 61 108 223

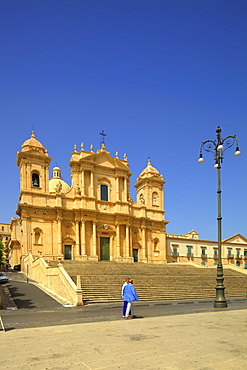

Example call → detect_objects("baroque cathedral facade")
9 132 168 265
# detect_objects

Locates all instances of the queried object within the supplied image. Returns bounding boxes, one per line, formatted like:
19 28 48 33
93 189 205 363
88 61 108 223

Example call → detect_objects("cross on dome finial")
31 125 36 138
99 130 106 147
148 157 151 165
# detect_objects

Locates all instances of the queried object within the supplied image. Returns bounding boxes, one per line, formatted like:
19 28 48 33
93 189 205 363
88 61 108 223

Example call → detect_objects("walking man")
122 278 130 317
122 279 138 319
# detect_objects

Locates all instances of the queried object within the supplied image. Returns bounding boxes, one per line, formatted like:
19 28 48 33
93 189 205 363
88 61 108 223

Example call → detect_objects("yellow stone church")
9 131 168 265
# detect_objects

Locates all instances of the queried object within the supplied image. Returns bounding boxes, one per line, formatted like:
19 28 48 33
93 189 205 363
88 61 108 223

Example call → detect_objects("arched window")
139 194 145 205
152 192 158 205
100 184 108 201
34 232 41 244
33 228 42 245
32 173 40 187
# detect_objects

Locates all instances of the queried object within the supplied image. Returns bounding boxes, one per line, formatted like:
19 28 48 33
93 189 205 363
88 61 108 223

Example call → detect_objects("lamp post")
198 126 241 308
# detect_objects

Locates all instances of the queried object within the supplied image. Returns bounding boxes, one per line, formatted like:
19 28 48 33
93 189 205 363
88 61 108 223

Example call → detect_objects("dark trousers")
122 301 131 316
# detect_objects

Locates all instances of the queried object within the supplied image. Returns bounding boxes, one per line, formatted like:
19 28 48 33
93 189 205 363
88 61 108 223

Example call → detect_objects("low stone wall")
21 254 83 306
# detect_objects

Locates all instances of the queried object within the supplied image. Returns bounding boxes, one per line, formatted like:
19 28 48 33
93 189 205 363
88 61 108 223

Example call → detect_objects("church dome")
137 159 162 180
49 179 71 194
52 166 61 178
49 167 71 194
22 131 47 154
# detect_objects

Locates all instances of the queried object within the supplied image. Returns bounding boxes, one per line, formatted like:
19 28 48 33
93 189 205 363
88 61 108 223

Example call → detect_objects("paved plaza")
0 271 247 369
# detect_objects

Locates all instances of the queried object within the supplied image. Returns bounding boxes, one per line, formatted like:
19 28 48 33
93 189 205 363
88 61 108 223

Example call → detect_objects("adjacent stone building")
166 231 247 267
0 223 11 263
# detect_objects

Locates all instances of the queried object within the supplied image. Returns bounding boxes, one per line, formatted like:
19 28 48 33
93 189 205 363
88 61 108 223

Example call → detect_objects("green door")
133 249 138 262
100 237 110 261
64 245 72 260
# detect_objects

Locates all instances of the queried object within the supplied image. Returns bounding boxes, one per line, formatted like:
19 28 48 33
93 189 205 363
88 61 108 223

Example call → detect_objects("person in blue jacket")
122 278 131 317
122 279 138 319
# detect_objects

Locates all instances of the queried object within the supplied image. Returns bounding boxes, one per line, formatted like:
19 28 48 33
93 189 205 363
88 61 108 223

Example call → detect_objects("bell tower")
17 131 51 196
135 159 165 220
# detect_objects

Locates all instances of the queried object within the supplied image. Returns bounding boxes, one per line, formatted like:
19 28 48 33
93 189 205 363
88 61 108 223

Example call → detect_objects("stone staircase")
50 261 247 304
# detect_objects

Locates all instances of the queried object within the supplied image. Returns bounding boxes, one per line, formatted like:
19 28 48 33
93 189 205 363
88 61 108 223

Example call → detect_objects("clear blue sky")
0 0 246 241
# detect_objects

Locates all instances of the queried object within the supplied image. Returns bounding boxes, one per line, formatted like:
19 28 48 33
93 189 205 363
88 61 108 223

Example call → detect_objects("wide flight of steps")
51 261 247 304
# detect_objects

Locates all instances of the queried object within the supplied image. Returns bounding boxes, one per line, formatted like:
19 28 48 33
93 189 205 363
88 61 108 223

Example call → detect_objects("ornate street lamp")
198 126 241 308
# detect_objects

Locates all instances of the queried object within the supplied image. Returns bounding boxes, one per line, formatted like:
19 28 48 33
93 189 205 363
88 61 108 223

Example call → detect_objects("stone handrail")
21 254 83 306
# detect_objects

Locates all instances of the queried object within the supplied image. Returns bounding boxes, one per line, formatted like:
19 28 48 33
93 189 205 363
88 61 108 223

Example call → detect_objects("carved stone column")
22 216 31 254
81 169 85 195
129 226 133 257
116 223 120 257
89 221 98 261
23 163 27 190
90 171 94 197
124 177 127 202
81 220 86 256
141 226 147 262
125 225 130 257
27 162 32 190
75 220 80 258
57 213 63 257
116 176 120 201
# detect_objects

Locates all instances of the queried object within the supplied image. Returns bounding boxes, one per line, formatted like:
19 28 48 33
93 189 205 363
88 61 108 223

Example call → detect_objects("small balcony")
243 255 247 260
187 253 193 258
227 254 234 259
172 252 179 257
201 254 207 258
236 254 242 259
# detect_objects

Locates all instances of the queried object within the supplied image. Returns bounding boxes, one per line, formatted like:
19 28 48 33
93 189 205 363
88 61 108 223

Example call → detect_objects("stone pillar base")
147 259 166 264
122 257 133 263
74 255 88 261
113 256 123 263
140 257 148 263
88 255 98 262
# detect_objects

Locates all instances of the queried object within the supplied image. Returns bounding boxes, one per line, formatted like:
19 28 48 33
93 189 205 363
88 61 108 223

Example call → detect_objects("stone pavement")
1 270 247 369
1 308 247 369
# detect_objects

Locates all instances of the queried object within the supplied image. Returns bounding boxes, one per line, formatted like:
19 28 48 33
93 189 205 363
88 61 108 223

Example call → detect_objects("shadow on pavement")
7 281 61 310
7 284 37 309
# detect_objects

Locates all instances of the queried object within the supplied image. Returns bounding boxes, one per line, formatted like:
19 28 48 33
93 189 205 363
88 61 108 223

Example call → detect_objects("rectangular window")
173 246 178 256
237 250 241 258
100 185 108 201
214 249 218 258
187 247 192 256
201 248 206 256
244 251 247 257
228 249 232 257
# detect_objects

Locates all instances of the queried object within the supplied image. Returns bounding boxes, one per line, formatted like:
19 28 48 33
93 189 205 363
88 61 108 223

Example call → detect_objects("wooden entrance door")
64 245 72 260
100 237 110 261
133 249 138 262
